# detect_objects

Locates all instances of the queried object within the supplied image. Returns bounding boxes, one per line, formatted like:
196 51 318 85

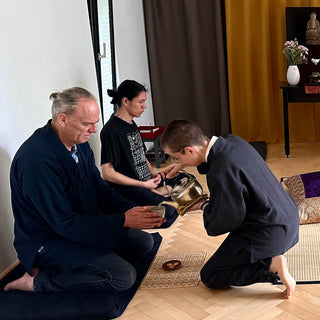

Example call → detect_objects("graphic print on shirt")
127 131 152 181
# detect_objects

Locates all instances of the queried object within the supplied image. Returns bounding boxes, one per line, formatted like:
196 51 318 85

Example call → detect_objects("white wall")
113 0 155 126
0 0 153 275
0 0 100 274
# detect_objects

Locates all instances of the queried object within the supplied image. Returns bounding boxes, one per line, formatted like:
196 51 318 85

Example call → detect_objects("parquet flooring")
118 143 320 320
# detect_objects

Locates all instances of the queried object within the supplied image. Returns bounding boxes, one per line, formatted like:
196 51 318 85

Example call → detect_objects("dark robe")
10 121 135 274
198 135 299 288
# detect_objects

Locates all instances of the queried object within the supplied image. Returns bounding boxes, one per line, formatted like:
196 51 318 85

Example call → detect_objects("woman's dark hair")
107 80 147 106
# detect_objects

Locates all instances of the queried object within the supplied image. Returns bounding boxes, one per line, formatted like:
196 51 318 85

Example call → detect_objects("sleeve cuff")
200 200 209 211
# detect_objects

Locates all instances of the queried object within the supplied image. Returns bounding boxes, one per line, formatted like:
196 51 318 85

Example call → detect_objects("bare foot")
152 185 172 197
4 272 35 292
270 255 296 299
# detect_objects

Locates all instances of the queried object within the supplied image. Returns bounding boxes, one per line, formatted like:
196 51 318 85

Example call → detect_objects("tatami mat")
285 223 320 284
140 252 207 289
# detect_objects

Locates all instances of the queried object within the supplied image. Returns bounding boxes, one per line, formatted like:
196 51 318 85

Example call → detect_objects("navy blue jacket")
10 121 134 273
199 135 299 264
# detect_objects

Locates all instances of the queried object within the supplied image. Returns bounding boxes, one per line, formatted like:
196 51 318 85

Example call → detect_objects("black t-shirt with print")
100 115 152 182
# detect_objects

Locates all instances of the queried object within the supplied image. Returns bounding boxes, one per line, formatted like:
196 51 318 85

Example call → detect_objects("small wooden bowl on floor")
162 260 182 271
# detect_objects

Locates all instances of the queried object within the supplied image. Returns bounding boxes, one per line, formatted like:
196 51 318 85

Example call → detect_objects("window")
87 0 116 124
97 0 115 122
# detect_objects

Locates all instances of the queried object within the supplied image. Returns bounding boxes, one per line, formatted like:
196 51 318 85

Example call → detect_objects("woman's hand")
142 176 161 189
151 173 162 184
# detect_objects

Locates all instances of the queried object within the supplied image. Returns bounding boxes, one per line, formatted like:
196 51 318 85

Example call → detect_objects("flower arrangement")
283 41 309 65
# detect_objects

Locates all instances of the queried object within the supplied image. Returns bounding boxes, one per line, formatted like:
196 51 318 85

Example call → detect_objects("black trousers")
33 229 154 293
200 235 279 289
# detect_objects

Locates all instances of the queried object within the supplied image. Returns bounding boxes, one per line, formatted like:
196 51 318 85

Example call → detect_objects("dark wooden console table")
279 81 320 157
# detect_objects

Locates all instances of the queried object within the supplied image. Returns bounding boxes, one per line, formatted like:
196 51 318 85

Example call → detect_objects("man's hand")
124 206 165 229
159 163 185 179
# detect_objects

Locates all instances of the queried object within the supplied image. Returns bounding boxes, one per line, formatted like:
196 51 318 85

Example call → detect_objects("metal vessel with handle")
161 171 208 216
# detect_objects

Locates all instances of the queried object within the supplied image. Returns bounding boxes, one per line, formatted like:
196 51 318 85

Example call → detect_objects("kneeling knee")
200 269 229 289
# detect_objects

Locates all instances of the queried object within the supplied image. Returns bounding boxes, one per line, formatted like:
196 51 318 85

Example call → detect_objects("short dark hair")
160 119 207 153
107 80 147 106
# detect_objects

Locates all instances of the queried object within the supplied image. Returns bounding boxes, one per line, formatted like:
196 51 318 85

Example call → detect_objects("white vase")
287 65 300 86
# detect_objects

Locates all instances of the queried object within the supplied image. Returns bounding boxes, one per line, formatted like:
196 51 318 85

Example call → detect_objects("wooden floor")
118 142 320 320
